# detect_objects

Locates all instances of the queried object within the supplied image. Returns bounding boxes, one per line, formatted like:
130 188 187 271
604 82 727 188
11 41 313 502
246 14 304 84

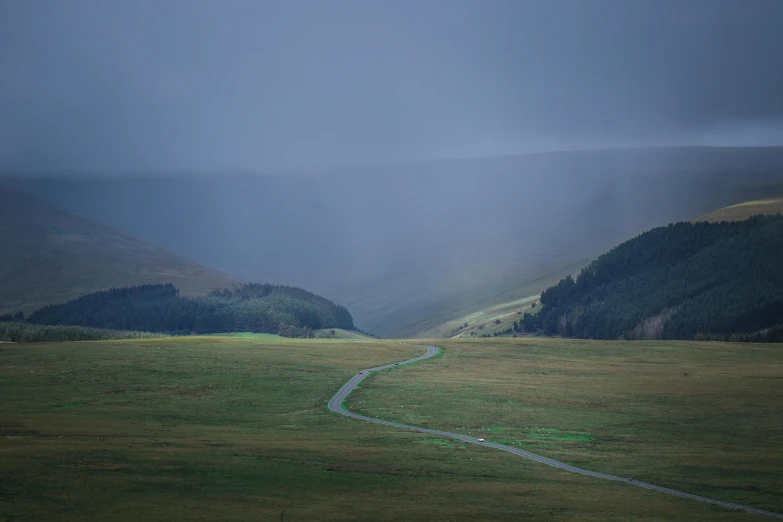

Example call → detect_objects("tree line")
25 282 355 337
522 215 783 341
0 322 165 343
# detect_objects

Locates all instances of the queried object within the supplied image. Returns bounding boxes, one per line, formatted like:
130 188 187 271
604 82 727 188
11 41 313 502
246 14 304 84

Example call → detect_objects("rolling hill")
25 282 354 336
694 197 783 223
528 214 783 341
424 195 783 339
0 187 241 315
6 146 783 336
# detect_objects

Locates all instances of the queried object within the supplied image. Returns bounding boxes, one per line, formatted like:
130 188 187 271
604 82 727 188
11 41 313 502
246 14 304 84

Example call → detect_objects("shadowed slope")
0 187 240 315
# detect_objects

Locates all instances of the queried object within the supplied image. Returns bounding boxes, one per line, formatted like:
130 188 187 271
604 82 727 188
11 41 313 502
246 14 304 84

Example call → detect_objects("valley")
4 4 783 520
3 163 783 521
8 146 783 336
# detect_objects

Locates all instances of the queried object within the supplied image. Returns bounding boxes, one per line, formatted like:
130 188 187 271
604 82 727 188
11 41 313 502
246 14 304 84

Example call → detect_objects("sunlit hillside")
694 197 783 223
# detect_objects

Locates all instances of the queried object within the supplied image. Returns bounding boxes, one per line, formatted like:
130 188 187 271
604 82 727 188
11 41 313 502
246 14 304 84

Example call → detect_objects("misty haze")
1 1 782 520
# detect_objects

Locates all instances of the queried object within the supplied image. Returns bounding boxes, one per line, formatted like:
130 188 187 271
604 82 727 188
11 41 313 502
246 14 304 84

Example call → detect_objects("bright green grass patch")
201 332 281 339
313 328 372 339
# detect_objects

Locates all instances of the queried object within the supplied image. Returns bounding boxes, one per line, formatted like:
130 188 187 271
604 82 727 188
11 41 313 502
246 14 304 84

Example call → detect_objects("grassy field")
353 338 783 515
1 336 778 520
313 328 373 339
200 332 282 339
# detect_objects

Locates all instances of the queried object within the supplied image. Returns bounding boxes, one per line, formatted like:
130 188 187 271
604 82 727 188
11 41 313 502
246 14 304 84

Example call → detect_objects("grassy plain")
1 336 778 520
353 338 783 515
313 328 373 339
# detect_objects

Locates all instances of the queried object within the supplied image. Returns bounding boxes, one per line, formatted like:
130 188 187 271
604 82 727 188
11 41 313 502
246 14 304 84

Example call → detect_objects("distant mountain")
6 146 783 336
0 187 241 315
528 215 783 341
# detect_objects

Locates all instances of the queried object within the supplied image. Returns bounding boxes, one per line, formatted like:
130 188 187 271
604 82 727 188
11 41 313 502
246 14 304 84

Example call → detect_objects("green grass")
486 425 594 442
201 332 281 339
0 336 775 520
352 338 783 514
313 328 372 339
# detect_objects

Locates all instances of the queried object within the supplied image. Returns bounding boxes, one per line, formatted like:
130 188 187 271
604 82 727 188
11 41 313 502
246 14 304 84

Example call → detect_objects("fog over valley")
8 148 783 335
4 2 783 519
2 0 783 335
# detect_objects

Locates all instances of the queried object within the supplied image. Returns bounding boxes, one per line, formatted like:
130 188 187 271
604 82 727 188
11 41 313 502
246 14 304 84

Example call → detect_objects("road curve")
328 343 783 519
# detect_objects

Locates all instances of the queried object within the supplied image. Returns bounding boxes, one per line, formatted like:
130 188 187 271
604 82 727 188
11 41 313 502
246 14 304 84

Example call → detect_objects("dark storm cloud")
1 0 783 172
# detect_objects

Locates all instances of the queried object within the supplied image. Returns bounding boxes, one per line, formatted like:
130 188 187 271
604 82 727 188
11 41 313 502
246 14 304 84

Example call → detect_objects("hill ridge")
0 186 241 315
527 214 783 341
693 197 783 223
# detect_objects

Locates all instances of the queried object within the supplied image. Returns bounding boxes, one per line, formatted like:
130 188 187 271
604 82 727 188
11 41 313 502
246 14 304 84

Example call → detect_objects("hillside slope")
390 259 585 338
529 215 783 341
424 194 783 339
694 197 783 223
0 187 241 315
7 146 783 336
26 283 354 336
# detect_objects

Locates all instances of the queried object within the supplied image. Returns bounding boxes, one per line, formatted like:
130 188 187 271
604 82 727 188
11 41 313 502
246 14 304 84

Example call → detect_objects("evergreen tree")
27 282 355 337
528 215 783 342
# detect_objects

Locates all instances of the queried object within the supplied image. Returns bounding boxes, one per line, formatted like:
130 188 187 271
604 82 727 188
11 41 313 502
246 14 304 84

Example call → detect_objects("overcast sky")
2 0 783 173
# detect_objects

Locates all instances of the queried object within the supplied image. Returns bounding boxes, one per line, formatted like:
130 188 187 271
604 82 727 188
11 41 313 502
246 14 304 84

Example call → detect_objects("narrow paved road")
328 343 783 519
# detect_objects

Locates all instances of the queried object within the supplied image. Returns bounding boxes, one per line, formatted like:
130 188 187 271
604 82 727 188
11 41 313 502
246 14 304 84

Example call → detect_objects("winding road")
328 343 783 519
